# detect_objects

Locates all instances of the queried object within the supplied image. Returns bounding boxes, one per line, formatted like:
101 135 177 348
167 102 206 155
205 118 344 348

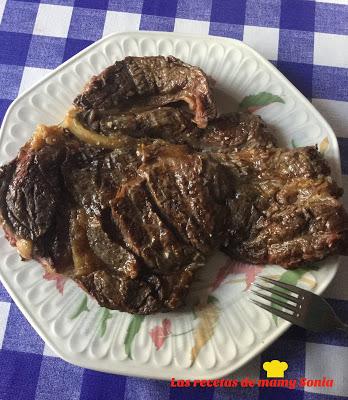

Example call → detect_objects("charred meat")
215 147 348 267
1 56 347 314
74 56 216 130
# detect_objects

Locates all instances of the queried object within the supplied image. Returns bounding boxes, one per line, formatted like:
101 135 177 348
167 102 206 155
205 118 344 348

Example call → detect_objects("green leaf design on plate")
291 139 298 148
99 308 113 337
270 268 308 325
192 295 218 318
207 295 218 304
70 295 90 319
239 92 285 112
171 328 194 337
124 315 145 359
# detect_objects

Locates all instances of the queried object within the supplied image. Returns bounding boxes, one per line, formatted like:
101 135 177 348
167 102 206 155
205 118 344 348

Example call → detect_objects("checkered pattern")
0 0 348 399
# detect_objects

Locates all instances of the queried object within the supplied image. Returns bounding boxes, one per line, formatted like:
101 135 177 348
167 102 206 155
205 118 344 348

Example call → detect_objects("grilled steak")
1 56 347 314
64 144 140 215
75 56 216 130
0 128 82 272
186 112 276 151
85 214 140 278
112 177 197 272
214 146 331 179
138 144 233 254
215 147 348 267
79 258 201 313
73 107 275 154
1 122 348 313
98 106 192 139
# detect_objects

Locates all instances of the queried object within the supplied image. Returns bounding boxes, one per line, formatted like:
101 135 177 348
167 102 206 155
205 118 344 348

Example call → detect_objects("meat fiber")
1 56 347 314
74 56 216 130
214 147 348 267
137 144 233 254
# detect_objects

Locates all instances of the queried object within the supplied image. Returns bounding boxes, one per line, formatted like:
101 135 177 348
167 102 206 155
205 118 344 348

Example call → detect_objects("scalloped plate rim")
0 31 341 380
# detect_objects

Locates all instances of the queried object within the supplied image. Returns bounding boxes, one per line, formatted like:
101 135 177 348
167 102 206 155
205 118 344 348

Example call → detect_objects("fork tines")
258 276 304 295
249 276 301 324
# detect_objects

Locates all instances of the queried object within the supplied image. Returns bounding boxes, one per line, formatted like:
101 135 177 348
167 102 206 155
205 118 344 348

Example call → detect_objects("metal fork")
249 276 348 334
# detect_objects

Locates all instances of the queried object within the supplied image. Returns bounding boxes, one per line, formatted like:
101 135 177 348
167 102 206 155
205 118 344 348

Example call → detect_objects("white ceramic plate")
0 32 341 380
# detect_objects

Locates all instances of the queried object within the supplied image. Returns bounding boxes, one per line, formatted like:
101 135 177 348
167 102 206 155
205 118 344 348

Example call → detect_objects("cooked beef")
69 208 106 277
0 127 211 313
71 107 275 155
0 128 78 272
2 121 348 312
69 205 202 314
79 256 202 314
1 55 348 315
215 146 348 267
63 142 145 279
98 106 192 139
236 196 348 267
86 213 139 278
186 112 276 151
0 160 17 238
64 144 140 214
1 133 138 282
63 156 102 215
214 146 330 180
138 144 233 254
6 145 61 241
97 147 141 209
112 176 199 272
74 56 216 130
78 200 204 313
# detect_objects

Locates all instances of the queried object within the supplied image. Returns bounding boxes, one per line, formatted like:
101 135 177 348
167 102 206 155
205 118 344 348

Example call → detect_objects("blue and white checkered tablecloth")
0 0 348 399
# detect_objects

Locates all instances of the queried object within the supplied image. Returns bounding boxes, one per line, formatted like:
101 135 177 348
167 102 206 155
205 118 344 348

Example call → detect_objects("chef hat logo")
263 360 288 378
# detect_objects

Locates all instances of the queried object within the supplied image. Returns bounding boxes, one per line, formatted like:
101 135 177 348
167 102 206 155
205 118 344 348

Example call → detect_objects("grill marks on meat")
79 270 162 314
216 147 348 267
1 122 347 312
61 135 207 312
0 125 230 313
138 144 233 254
74 56 216 130
0 160 17 244
187 112 276 151
73 107 275 156
64 145 140 214
65 144 144 280
213 146 331 180
86 214 139 278
239 197 348 267
6 145 60 241
79 258 200 314
98 106 191 139
112 177 198 272
0 130 80 272
1 56 348 314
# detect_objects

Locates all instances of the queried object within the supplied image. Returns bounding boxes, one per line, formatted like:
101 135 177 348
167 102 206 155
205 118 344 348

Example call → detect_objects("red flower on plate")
43 271 67 294
211 260 264 291
149 319 172 350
